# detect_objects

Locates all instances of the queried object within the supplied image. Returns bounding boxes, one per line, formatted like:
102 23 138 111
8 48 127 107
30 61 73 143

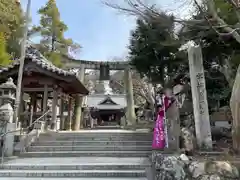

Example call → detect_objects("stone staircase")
0 129 153 179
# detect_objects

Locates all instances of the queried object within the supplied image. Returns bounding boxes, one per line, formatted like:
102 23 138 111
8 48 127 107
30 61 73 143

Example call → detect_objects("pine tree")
128 13 185 84
0 32 12 67
32 0 80 67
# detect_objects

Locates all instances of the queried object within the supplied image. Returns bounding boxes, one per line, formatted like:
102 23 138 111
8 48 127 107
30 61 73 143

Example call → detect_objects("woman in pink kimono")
152 89 174 149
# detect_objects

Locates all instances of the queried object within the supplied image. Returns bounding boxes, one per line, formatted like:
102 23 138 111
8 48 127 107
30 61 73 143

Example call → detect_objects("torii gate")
63 56 136 130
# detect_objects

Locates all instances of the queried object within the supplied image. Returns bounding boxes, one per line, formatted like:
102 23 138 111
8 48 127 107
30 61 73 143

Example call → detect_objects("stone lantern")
0 78 16 123
0 78 16 157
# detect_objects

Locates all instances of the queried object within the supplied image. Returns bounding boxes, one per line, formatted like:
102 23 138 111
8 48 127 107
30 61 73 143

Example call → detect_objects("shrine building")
0 44 89 131
83 94 138 127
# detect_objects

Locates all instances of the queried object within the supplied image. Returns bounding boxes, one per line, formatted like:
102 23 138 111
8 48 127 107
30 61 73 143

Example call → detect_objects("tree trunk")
219 57 235 88
230 65 240 153
147 83 155 110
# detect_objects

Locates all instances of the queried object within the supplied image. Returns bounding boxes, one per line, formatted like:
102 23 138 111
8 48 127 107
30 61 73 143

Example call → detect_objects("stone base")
124 125 137 130
4 123 15 156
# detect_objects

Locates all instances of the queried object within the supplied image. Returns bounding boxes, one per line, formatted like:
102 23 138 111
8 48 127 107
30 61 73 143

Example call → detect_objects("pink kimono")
152 96 172 149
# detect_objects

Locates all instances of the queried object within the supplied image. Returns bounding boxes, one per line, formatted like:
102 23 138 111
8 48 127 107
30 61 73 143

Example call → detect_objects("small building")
0 44 88 130
83 94 137 127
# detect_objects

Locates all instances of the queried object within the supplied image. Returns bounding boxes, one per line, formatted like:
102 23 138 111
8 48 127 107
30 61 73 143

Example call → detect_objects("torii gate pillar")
124 67 136 126
73 65 85 130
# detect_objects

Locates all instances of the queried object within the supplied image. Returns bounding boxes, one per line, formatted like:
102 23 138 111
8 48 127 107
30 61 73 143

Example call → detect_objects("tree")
0 32 12 67
109 70 155 107
128 13 186 85
0 0 24 58
189 0 240 152
178 2 236 108
105 0 240 152
32 0 80 67
179 0 240 152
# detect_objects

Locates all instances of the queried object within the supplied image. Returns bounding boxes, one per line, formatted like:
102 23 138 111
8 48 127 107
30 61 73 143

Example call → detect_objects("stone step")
0 178 148 180
94 126 121 129
32 141 152 146
0 170 146 177
2 164 149 170
39 135 152 138
39 132 152 138
19 151 151 158
41 130 151 135
38 136 152 141
27 146 152 152
39 132 152 136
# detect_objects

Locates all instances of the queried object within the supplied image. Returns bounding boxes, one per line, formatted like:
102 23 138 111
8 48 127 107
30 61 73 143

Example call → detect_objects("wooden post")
40 95 44 111
59 98 64 130
67 97 72 131
29 93 35 126
32 93 37 114
19 90 24 128
51 89 58 130
42 84 48 121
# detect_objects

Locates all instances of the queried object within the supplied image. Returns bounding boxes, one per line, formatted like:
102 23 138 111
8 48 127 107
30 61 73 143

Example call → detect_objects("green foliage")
128 12 186 84
32 0 80 67
0 0 22 37
180 0 240 67
214 0 238 25
179 0 237 109
0 32 12 67
48 52 62 67
0 0 24 58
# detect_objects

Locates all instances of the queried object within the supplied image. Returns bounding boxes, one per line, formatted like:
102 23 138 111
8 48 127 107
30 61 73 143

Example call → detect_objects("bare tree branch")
104 0 240 39
206 0 240 42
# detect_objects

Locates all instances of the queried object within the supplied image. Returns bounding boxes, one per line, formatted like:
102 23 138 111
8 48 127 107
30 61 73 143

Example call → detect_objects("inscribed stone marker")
188 45 212 149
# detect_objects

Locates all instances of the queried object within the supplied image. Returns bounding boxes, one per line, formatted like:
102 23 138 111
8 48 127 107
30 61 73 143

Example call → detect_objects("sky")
20 0 189 61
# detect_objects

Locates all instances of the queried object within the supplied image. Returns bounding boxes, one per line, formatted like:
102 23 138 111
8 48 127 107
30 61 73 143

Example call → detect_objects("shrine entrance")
84 94 127 128
99 111 119 125
94 110 123 127
64 56 137 129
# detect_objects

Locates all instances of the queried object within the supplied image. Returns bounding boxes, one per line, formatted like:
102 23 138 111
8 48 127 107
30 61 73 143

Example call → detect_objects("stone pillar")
4 122 15 156
188 45 212 149
165 99 180 152
73 65 85 130
124 67 136 126
50 89 58 130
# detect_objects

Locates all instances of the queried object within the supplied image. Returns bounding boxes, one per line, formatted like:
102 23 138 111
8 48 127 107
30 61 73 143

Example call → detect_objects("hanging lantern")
99 64 110 80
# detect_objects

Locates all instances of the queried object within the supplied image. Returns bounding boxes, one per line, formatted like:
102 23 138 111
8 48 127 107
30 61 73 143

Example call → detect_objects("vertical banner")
99 64 110 80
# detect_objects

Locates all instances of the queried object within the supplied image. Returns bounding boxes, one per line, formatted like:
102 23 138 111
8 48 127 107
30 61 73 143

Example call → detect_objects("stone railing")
14 109 50 153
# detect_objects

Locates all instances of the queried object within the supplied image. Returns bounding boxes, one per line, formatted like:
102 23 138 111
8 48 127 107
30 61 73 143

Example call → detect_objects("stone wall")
151 152 239 180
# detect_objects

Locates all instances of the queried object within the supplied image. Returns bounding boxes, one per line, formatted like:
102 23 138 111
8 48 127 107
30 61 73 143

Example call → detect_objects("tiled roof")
85 94 127 107
0 43 77 77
